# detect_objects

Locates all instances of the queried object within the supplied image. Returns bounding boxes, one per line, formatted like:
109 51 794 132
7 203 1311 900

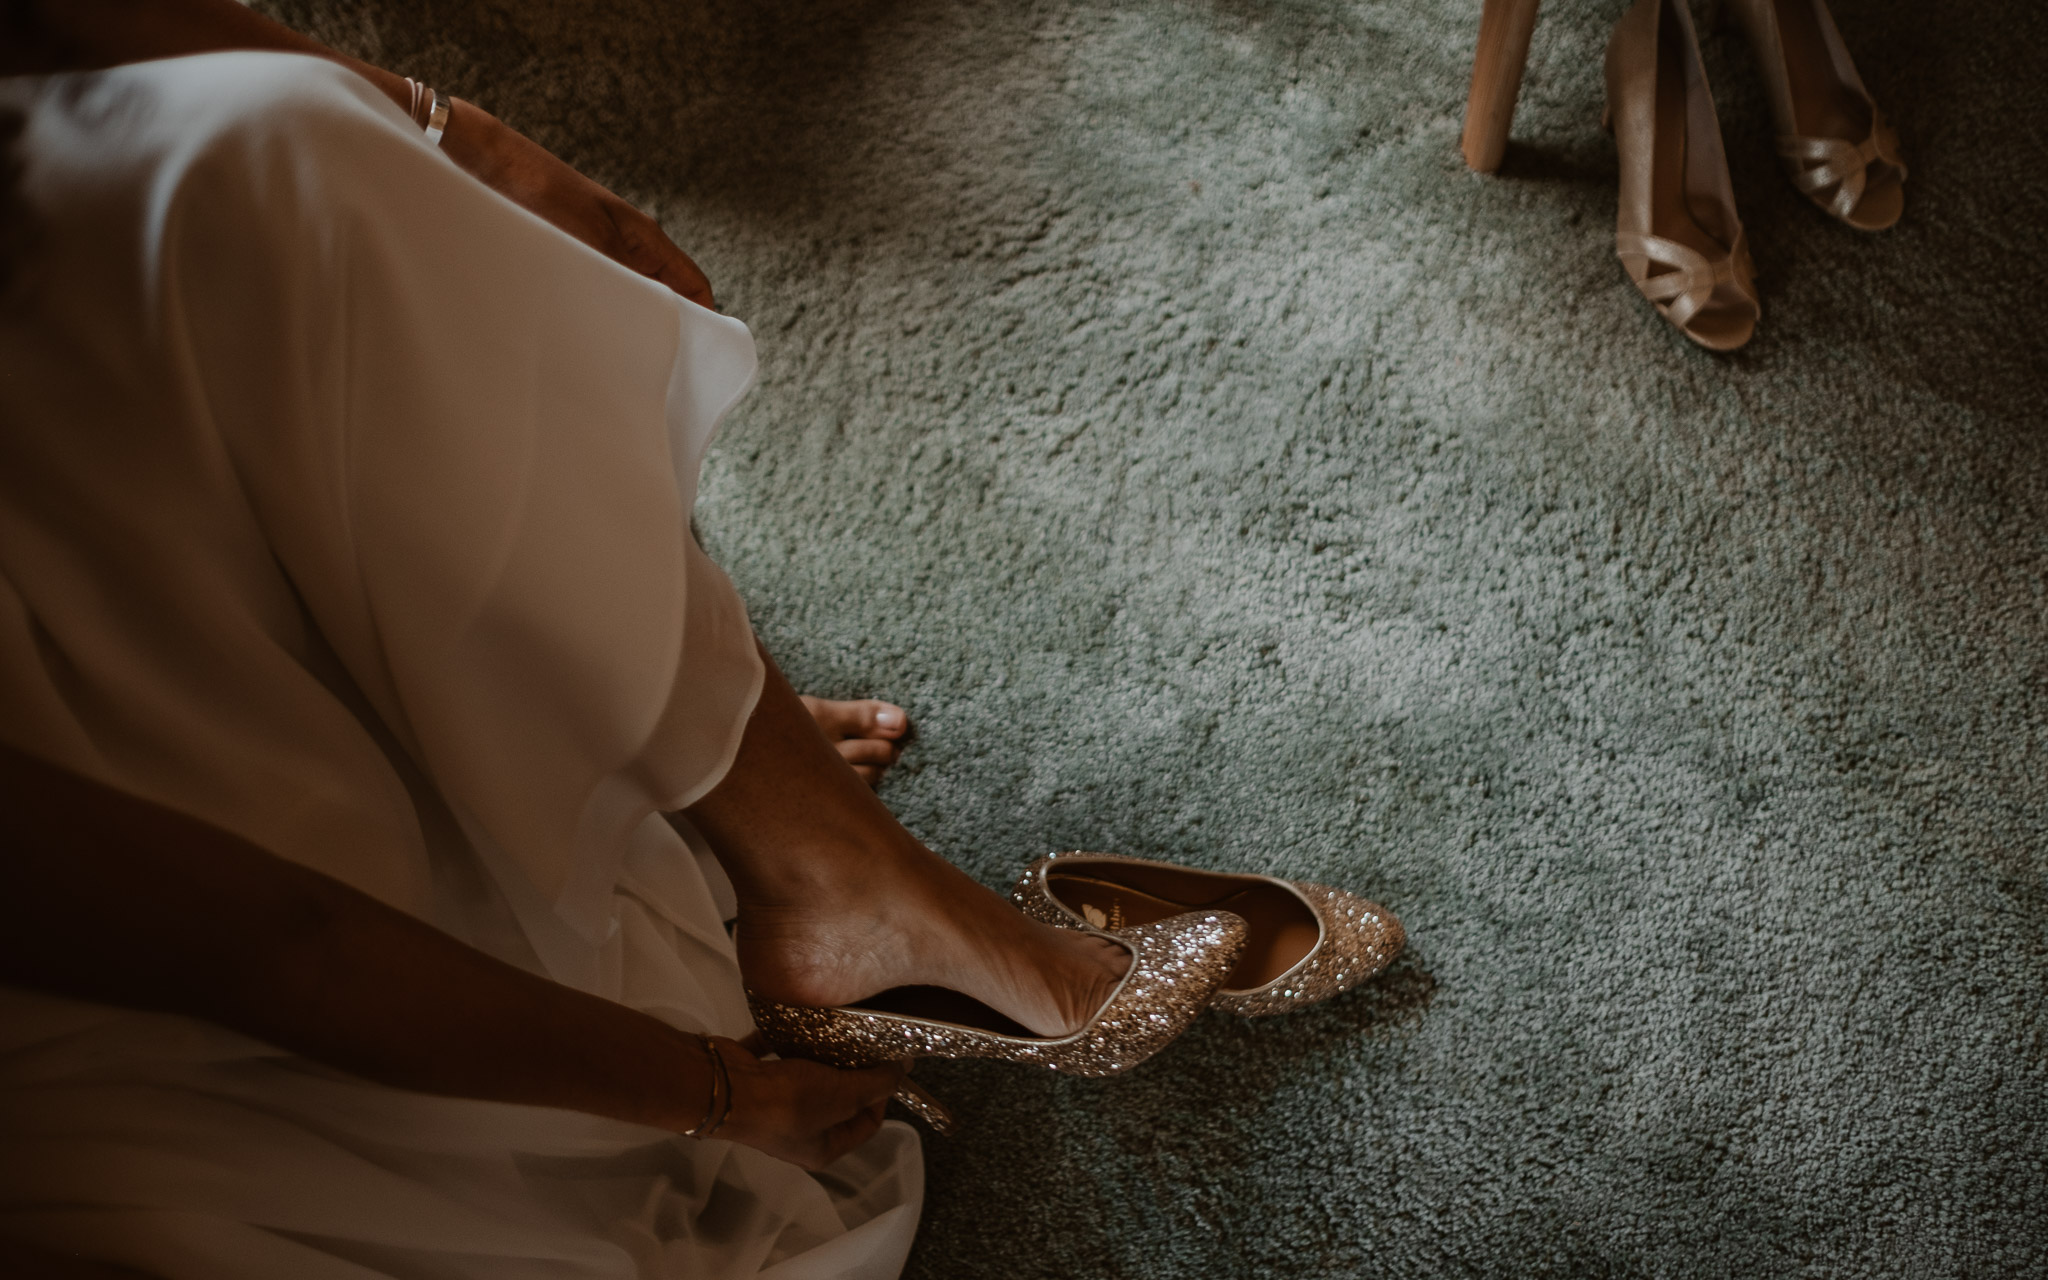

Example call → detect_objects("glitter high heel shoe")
1010 852 1403 1016
747 909 1247 1135
1730 0 1905 230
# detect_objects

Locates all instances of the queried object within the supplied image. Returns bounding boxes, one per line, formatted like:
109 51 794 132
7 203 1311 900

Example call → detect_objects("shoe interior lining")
1777 0 1873 149
853 986 1038 1038
1047 865 1320 991
1654 0 1753 346
1660 3 1734 255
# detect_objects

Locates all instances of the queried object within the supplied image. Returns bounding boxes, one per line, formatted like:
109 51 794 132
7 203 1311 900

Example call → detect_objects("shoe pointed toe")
1059 908 1248 1075
1213 882 1405 1017
1012 851 1403 1018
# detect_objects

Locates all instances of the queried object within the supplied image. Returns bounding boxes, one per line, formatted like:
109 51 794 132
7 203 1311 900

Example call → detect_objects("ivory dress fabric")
0 52 921 1279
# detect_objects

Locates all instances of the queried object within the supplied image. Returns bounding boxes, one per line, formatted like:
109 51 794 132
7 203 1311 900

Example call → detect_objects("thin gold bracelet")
703 1038 733 1136
682 1034 725 1138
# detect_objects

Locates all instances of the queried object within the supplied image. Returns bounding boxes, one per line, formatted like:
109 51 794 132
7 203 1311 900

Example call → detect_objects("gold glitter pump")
1011 851 1403 1017
748 910 1248 1135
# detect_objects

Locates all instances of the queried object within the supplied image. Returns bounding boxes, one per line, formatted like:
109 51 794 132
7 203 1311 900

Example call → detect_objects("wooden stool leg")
1460 0 1542 173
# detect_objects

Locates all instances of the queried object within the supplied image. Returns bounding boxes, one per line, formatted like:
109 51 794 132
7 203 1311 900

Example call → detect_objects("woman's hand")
0 2 717 311
2 748 914 1176
439 98 716 311
711 1038 910 1171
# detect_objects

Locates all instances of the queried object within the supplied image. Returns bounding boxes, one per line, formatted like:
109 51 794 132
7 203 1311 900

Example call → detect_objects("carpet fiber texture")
265 1 2046 1274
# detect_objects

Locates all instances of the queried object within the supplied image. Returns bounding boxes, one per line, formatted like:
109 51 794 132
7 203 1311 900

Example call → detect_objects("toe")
835 737 901 789
849 699 910 740
801 696 910 742
835 738 901 768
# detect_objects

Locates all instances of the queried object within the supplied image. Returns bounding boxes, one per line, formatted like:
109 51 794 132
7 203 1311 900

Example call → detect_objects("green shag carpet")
266 1 2047 1274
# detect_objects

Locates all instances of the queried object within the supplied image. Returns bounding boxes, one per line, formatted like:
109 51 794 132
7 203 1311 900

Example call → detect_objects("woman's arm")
0 745 904 1170
0 1237 159 1280
0 0 716 308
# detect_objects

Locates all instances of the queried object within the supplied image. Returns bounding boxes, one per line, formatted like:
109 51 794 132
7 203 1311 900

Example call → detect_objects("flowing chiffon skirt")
0 52 920 1279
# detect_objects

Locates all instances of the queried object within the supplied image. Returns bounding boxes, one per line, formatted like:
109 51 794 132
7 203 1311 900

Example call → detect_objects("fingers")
835 1058 911 1111
441 109 717 311
604 199 715 310
809 1062 905 1168
650 246 716 312
817 1103 887 1167
718 1053 908 1171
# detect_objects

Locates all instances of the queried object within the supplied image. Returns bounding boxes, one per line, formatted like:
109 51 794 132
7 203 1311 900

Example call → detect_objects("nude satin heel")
1729 0 1905 230
748 910 1247 1134
1603 0 1761 352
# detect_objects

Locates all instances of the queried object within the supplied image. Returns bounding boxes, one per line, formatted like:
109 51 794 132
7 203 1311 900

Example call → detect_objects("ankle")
725 827 921 918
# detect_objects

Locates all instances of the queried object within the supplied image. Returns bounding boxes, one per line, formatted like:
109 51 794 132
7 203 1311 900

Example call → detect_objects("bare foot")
735 832 1132 1038
800 696 909 788
690 658 1128 1039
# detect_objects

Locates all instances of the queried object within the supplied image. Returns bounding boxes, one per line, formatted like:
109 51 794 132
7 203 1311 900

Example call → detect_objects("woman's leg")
687 647 1127 1037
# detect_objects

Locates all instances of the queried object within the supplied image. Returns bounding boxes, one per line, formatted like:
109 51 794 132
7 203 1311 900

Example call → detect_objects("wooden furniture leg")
1460 0 1542 173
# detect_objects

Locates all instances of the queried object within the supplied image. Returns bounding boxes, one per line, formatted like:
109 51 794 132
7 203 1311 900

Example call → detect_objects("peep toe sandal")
1730 0 1905 230
1604 0 1762 351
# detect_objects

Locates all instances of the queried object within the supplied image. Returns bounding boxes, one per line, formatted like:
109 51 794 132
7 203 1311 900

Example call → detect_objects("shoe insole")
1652 5 1728 263
1647 3 1754 345
855 986 1037 1038
1048 872 1321 991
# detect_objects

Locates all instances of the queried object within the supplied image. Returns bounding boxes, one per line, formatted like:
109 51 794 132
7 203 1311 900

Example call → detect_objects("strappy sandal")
1614 227 1760 350
1731 0 1905 231
1603 0 1762 352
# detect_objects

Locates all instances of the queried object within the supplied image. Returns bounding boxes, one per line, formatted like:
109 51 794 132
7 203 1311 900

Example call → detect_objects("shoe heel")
892 1079 955 1135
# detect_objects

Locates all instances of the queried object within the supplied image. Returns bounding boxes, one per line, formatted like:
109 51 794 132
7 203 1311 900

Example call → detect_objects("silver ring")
424 91 450 147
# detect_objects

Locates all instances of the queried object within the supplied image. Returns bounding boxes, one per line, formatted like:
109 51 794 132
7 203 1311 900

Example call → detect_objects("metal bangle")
684 1035 730 1138
702 1038 733 1137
